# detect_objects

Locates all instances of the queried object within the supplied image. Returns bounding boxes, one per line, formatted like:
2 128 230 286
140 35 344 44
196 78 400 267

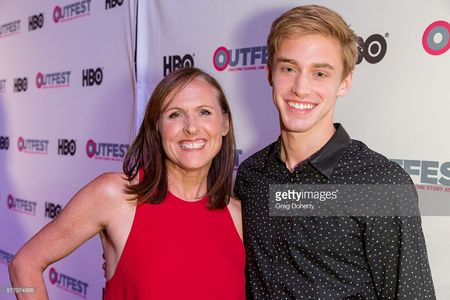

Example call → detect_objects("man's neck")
280 123 335 172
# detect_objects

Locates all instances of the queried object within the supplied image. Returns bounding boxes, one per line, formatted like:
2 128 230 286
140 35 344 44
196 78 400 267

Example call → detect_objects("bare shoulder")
89 172 128 194
227 197 243 240
62 172 135 223
227 196 242 213
83 172 133 204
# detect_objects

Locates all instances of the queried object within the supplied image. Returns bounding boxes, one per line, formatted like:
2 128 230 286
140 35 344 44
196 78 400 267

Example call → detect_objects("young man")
234 5 435 299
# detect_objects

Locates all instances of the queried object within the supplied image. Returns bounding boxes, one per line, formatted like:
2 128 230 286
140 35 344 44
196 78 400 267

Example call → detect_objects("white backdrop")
137 0 450 298
0 0 136 299
1 0 449 299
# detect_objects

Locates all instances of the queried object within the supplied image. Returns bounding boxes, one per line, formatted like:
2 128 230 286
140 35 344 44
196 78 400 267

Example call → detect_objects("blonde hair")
267 5 358 79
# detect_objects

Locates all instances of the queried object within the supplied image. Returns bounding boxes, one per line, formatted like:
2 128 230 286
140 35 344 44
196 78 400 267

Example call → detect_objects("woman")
9 67 245 299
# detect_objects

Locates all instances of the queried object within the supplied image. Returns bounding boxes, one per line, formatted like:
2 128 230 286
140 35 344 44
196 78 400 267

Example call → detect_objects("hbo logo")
105 0 123 9
29 13 44 31
58 139 76 156
14 78 28 92
0 136 9 150
163 54 194 76
357 34 387 64
45 202 62 219
82 68 103 87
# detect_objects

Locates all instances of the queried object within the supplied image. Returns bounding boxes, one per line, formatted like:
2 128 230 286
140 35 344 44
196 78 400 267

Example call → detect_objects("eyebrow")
313 63 335 70
275 58 335 70
276 58 296 64
164 105 215 112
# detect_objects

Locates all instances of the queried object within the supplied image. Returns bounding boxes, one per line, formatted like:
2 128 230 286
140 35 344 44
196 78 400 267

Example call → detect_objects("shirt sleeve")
233 167 244 201
364 214 436 299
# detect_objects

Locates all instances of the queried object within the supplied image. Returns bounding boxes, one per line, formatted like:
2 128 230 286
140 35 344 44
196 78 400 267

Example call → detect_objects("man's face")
269 34 352 135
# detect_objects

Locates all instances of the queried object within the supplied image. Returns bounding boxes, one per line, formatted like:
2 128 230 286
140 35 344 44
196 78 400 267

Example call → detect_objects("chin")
282 121 314 133
181 161 212 171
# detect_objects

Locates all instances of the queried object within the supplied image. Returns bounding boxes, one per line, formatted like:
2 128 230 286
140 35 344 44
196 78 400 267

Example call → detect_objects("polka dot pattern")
234 124 435 299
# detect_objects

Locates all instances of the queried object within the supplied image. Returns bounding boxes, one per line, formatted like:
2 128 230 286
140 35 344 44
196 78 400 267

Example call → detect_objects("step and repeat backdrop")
0 0 449 299
136 0 449 298
0 0 136 299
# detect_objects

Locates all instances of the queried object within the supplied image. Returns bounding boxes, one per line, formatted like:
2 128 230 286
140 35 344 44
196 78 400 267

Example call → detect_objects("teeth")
180 142 205 149
288 101 315 110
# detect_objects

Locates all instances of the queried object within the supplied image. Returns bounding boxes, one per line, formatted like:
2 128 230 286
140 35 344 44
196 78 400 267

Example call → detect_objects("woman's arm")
8 172 126 299
227 197 243 241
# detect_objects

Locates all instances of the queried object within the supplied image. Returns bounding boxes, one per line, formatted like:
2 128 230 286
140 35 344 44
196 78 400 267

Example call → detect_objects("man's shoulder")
237 140 278 172
346 139 390 164
234 141 278 198
343 139 412 185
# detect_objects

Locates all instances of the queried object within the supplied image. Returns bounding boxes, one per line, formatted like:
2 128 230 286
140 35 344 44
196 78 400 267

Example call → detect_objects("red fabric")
104 192 245 300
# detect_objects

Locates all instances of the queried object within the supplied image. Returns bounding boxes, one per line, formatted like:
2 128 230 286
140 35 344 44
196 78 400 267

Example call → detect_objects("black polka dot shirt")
234 124 435 299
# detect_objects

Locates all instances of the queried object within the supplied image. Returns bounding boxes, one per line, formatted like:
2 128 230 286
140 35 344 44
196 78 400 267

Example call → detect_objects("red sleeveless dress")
104 192 245 300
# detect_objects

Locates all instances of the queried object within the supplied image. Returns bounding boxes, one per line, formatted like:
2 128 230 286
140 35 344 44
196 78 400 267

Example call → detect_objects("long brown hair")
123 67 235 209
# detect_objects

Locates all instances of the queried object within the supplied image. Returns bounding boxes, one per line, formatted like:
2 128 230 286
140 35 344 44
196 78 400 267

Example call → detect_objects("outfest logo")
0 20 20 38
422 20 449 56
53 0 92 23
213 45 268 72
392 159 450 191
7 194 37 216
17 137 49 155
49 267 89 298
85 139 129 161
36 71 71 89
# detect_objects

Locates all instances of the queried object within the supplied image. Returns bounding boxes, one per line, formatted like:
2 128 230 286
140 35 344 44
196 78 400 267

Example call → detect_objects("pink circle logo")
86 139 96 158
17 137 25 152
36 72 44 88
7 194 14 209
53 6 62 23
422 20 450 55
49 268 58 284
213 46 230 71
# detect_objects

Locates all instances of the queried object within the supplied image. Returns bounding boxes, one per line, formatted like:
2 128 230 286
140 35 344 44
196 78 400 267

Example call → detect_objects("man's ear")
337 71 353 97
267 64 273 87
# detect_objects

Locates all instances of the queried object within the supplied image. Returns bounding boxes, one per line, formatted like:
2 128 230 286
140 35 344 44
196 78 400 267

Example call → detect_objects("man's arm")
364 215 435 299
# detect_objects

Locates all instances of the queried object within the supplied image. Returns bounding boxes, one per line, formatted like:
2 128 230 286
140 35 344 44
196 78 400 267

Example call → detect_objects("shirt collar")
308 123 350 178
267 123 351 178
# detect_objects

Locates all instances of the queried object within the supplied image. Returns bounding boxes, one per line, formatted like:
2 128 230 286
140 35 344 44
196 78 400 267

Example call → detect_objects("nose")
291 73 311 98
184 115 199 135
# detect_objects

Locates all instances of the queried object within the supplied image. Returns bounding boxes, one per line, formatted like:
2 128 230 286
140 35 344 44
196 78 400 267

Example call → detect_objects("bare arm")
227 197 243 241
8 172 126 299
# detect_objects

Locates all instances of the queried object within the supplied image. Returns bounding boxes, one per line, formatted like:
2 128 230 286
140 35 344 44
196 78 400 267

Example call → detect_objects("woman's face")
159 77 229 175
